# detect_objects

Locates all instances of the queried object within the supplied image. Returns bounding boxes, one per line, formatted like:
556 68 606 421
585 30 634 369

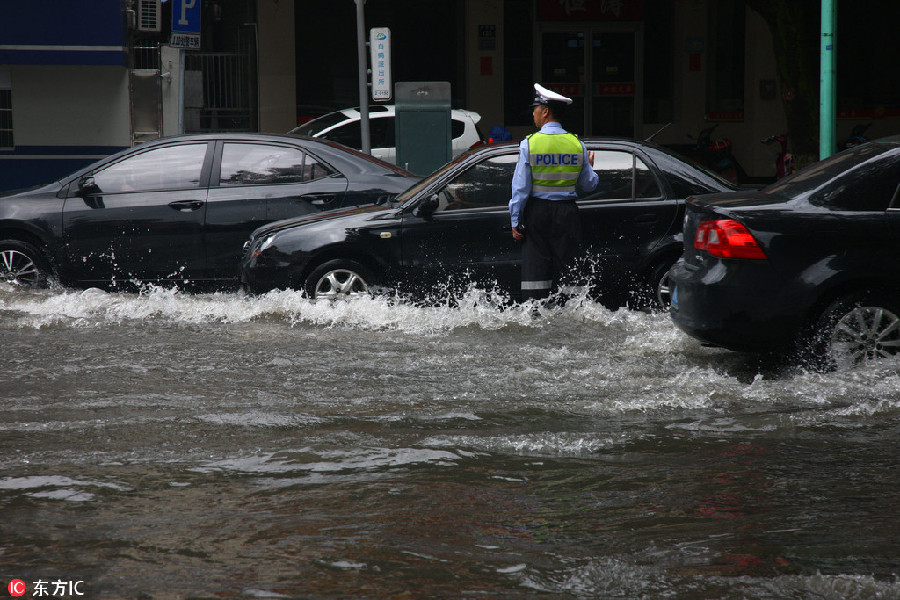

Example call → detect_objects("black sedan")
0 133 418 289
669 136 900 370
240 139 736 306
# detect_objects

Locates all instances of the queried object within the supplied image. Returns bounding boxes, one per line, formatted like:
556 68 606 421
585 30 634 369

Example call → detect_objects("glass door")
539 30 587 135
538 26 641 138
591 30 637 137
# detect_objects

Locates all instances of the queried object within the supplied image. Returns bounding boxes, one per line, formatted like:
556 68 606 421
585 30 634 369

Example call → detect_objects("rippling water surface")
1 284 899 599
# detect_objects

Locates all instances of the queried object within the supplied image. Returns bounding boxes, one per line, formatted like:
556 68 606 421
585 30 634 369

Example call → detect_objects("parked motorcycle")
761 133 794 179
840 123 871 150
687 124 748 184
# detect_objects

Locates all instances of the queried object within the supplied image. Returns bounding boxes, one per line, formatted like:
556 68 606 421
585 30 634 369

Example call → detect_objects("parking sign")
170 0 201 49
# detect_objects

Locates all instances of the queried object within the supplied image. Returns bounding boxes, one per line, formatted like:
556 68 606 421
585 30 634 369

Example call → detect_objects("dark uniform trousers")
520 197 582 301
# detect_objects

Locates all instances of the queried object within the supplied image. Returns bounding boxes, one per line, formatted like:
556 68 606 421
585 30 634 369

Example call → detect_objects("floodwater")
1 283 898 599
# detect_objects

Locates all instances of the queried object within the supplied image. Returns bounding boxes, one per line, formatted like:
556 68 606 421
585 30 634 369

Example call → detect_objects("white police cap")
532 83 573 106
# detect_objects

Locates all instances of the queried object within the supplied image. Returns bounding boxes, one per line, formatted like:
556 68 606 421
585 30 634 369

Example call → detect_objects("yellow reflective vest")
527 132 584 194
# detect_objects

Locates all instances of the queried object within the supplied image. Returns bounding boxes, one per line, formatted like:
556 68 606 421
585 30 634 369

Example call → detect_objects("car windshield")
292 112 349 136
394 153 472 207
763 143 899 201
656 146 738 190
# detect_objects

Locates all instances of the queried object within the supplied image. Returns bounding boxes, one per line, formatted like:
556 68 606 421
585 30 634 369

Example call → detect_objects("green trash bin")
394 81 452 175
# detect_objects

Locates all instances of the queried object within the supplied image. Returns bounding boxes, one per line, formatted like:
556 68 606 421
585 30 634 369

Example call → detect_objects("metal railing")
132 42 161 70
184 52 255 132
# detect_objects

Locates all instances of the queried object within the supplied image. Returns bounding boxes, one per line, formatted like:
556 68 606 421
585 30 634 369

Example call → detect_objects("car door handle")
168 200 205 212
634 214 659 224
305 194 336 207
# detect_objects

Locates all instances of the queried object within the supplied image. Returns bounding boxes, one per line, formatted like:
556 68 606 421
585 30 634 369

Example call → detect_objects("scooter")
687 124 747 184
761 133 794 179
840 123 871 150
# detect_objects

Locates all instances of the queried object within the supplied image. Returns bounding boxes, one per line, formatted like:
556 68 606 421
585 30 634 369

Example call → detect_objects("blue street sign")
171 0 201 49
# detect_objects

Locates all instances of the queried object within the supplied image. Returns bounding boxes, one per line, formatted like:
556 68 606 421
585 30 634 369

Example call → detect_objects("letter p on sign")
179 0 197 25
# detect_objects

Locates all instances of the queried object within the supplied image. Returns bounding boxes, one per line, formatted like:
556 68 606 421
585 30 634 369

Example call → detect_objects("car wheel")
807 292 900 370
0 240 50 288
640 259 676 310
304 259 375 300
653 263 674 309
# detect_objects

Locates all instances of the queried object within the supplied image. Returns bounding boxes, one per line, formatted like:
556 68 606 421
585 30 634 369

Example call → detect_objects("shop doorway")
537 25 642 138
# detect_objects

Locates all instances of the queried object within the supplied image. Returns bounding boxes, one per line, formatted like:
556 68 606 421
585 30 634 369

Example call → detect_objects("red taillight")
694 219 767 260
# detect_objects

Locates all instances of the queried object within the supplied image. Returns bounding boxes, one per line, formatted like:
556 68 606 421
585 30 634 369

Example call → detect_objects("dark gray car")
0 133 418 290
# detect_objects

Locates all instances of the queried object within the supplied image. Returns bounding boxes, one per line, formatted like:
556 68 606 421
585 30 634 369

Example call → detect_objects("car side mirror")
413 194 440 219
76 176 101 197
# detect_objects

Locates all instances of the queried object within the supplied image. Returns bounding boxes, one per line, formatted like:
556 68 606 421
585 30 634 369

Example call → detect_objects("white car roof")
333 105 481 123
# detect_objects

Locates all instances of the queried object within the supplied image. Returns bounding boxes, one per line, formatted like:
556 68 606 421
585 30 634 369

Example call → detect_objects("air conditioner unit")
137 0 162 32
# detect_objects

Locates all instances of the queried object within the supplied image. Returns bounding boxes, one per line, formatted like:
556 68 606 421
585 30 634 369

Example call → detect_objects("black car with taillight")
669 136 900 370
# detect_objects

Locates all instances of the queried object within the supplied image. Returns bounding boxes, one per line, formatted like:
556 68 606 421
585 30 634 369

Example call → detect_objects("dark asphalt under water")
1 284 899 599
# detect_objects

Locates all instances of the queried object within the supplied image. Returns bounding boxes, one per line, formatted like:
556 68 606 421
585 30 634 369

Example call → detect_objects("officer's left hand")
512 226 524 241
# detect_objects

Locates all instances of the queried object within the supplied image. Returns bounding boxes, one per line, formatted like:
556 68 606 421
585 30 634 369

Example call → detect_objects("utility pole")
355 0 371 155
820 0 837 159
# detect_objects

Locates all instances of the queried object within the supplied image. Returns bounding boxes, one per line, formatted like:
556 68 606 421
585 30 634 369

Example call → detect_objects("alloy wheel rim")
830 305 900 368
314 269 369 300
656 269 672 308
0 249 39 286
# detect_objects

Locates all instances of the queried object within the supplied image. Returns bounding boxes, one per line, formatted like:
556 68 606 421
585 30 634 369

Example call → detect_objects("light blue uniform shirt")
508 122 599 228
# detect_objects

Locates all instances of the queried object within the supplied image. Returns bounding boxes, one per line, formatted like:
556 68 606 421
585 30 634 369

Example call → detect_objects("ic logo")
8 579 26 597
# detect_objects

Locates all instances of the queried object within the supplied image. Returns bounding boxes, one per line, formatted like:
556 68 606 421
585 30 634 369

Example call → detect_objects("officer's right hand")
512 226 524 241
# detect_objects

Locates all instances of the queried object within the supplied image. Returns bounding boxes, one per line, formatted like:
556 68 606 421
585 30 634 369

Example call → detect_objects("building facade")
1 0 897 192
0 2 132 190
0 0 294 191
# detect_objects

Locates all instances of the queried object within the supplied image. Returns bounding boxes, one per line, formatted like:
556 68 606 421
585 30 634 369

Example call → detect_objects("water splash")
0 282 631 333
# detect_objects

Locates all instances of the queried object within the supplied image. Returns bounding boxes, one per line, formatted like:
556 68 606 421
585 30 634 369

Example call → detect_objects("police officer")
509 83 599 302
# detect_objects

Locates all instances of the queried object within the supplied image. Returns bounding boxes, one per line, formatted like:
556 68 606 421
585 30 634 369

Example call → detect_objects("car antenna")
645 122 672 142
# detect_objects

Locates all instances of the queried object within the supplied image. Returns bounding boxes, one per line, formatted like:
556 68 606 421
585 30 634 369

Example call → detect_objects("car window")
292 112 348 136
370 117 395 148
219 143 333 186
809 151 900 211
322 117 395 150
584 150 661 200
766 144 900 212
652 145 737 194
325 121 363 150
396 155 465 208
890 183 900 209
304 155 332 181
437 153 518 211
91 143 207 193
452 119 465 140
634 156 662 198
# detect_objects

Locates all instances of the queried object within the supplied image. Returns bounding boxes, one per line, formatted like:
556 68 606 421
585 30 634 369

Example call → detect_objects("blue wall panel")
0 1 126 66
0 146 126 192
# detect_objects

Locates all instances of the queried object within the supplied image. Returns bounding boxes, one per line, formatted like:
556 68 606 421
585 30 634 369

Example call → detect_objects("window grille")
0 70 12 149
